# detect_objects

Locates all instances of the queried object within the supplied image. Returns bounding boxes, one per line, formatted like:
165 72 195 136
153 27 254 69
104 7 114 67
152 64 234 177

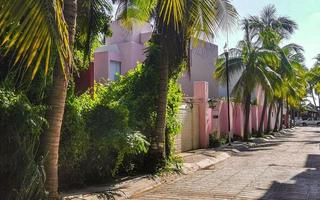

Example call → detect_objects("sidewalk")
63 128 295 200
62 149 231 200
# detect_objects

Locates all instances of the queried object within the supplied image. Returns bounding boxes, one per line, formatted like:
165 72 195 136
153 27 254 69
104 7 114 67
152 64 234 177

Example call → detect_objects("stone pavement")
131 127 320 200
63 145 231 200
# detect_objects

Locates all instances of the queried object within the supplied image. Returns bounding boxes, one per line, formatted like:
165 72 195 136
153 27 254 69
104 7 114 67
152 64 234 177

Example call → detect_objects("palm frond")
115 0 157 27
187 0 238 42
0 0 72 79
76 0 112 64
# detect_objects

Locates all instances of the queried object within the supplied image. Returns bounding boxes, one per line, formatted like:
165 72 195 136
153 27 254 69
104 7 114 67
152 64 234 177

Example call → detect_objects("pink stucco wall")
93 21 219 97
232 104 244 137
178 40 219 97
194 81 209 148
251 106 259 133
93 21 152 82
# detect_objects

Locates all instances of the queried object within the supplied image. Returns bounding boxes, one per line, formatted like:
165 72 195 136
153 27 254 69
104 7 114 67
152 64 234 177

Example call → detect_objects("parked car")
295 117 320 126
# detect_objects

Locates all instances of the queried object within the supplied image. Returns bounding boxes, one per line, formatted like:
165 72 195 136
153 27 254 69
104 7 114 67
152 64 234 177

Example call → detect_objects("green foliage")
100 60 183 158
209 133 227 148
59 94 91 188
59 88 149 188
0 88 47 199
60 52 183 187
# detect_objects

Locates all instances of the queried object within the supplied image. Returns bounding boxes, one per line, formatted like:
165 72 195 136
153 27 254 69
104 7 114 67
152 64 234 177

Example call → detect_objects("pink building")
79 21 285 151
93 21 219 97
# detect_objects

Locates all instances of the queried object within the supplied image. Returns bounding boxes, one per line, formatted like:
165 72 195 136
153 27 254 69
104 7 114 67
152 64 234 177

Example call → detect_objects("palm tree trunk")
243 93 251 141
318 93 320 117
311 87 317 107
286 96 289 128
266 103 273 133
273 100 281 132
279 99 284 130
150 49 168 169
258 95 267 136
42 0 77 198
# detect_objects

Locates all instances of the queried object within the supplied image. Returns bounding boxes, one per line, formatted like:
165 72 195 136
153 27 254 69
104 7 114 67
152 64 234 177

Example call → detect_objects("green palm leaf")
0 0 72 79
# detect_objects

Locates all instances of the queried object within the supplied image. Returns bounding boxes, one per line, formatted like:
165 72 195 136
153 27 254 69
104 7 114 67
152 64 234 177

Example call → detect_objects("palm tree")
215 19 280 141
246 4 298 134
272 43 305 131
248 4 297 40
314 54 320 66
306 65 320 112
116 0 238 165
0 0 111 198
0 1 74 198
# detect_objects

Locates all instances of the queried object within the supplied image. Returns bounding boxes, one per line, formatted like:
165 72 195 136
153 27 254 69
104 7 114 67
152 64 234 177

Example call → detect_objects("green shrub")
209 133 228 148
59 90 149 187
0 88 47 199
59 94 91 188
59 42 183 187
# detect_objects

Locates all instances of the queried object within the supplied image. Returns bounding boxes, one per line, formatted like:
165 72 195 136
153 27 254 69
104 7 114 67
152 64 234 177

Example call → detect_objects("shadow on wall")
259 154 320 200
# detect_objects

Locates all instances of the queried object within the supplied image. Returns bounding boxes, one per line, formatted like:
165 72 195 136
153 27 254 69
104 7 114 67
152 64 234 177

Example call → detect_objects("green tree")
246 4 298 134
214 19 280 141
272 43 306 131
116 0 238 167
0 0 112 198
0 1 74 198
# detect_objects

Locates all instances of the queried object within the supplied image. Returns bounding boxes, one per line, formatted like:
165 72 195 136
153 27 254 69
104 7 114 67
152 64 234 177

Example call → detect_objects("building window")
109 60 121 81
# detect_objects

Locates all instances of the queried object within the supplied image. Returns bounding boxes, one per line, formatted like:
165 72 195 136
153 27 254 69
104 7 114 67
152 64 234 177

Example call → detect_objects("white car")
296 118 320 126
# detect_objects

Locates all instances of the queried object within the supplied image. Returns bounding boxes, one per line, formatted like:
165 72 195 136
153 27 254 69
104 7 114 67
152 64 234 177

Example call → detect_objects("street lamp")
224 43 232 145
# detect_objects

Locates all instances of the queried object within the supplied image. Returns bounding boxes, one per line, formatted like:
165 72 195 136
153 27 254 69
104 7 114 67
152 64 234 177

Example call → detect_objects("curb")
62 151 231 200
63 128 295 200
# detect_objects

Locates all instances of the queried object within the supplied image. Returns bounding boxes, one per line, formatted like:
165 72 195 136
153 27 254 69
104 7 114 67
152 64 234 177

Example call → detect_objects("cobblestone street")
131 127 320 200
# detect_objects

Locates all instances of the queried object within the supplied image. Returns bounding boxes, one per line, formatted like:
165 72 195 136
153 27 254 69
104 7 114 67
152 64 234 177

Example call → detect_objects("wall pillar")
194 81 209 148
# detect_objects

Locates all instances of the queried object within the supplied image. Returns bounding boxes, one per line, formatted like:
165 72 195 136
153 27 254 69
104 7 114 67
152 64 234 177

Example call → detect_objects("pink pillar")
194 81 209 148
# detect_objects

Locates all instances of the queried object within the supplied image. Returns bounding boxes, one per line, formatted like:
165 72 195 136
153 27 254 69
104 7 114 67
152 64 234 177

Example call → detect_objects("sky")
214 0 320 69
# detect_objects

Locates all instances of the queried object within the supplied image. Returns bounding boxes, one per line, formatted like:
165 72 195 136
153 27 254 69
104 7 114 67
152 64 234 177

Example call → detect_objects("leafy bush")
59 89 149 188
59 42 183 187
0 88 47 199
209 132 228 148
59 93 91 188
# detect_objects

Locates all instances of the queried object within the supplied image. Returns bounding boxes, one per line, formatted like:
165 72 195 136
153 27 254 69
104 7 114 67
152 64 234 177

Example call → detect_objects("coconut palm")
246 5 298 134
314 54 320 66
248 4 297 40
116 0 238 164
306 65 320 110
0 1 74 198
0 0 113 198
215 19 280 141
271 43 306 131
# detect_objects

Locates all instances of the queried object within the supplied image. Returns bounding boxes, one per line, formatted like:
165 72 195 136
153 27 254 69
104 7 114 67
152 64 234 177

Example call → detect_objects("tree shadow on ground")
259 154 320 200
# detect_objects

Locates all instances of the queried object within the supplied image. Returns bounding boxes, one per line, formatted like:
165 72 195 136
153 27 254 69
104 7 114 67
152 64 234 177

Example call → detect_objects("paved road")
131 127 320 200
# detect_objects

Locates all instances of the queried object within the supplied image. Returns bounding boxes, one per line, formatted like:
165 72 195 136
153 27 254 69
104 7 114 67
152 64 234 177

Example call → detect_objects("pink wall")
232 104 244 137
194 81 209 148
251 106 259 133
178 40 219 97
94 51 109 82
93 21 219 98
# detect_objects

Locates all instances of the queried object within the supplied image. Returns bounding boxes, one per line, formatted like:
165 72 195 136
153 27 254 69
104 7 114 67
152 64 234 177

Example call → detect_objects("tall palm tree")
116 0 238 165
307 65 320 112
215 19 280 141
1 1 113 198
274 43 305 131
246 4 298 134
248 4 297 40
0 1 74 198
314 54 320 66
